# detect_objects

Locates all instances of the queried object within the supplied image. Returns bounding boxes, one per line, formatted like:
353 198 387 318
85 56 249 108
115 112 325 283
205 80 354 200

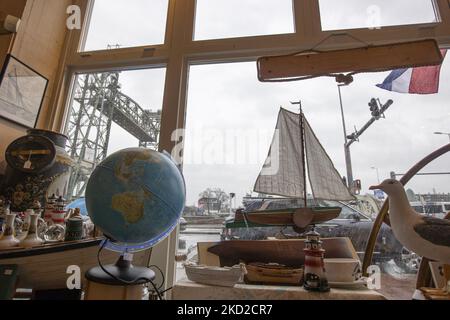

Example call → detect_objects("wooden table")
172 280 386 300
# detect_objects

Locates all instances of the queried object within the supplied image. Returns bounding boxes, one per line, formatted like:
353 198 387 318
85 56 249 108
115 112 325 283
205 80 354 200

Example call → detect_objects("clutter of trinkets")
0 194 96 249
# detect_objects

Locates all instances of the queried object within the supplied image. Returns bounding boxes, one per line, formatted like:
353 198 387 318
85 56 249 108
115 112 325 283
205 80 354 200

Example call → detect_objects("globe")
85 148 186 252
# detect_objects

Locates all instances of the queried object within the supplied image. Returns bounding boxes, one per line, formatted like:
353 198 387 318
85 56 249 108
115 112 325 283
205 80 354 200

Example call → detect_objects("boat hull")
244 263 304 286
184 263 244 287
229 207 341 228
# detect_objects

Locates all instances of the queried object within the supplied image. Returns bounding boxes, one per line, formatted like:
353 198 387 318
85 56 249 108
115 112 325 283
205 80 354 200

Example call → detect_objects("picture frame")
0 54 48 128
429 261 446 289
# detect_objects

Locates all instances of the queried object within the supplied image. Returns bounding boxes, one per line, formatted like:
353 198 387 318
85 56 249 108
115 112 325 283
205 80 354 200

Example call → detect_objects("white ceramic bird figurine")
370 179 450 265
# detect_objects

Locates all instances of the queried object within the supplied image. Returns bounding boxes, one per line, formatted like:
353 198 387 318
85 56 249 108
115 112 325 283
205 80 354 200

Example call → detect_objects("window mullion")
68 46 170 73
293 0 321 39
436 0 450 26
150 0 193 293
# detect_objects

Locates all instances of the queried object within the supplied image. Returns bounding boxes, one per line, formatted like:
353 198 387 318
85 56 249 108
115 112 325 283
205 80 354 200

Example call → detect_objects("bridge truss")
65 72 161 199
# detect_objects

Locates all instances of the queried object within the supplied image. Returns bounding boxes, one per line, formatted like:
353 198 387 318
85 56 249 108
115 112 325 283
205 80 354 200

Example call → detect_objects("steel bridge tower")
65 72 161 199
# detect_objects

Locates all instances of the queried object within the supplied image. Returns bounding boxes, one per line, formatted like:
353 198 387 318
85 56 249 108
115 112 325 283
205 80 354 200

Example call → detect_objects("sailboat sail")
304 117 354 201
254 108 354 201
254 109 305 198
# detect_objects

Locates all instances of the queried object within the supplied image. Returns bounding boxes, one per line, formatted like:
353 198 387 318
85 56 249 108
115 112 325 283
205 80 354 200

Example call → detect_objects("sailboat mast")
291 100 308 208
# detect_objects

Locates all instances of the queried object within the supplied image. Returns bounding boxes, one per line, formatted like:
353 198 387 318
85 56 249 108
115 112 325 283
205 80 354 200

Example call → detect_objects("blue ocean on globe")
85 148 186 250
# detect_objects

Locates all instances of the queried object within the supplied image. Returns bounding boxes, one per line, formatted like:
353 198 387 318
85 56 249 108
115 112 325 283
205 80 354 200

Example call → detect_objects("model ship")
244 262 304 286
227 106 354 231
184 262 246 287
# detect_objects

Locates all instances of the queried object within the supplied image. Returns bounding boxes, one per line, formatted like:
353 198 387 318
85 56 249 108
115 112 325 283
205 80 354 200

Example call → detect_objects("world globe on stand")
85 148 186 252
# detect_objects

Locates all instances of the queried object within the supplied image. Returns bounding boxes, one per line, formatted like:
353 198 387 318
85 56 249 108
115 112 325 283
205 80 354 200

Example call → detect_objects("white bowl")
324 258 362 283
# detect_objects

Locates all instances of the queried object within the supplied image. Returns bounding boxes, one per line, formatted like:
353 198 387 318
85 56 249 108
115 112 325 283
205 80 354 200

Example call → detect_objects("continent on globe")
111 189 151 224
114 150 155 183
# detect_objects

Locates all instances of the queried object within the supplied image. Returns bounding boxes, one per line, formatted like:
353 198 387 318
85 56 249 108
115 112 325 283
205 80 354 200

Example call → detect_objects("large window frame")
47 0 450 292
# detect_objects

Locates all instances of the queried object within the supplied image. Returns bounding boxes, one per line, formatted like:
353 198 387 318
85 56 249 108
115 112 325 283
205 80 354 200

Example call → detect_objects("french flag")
377 50 447 94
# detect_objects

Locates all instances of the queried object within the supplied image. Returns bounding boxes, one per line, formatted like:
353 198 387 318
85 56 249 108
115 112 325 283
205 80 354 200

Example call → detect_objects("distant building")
407 191 450 218
419 193 450 202
409 192 450 203
198 197 221 215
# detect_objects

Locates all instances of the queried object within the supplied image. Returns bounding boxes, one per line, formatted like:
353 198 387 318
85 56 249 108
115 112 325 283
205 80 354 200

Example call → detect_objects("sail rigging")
254 108 354 202
254 108 305 198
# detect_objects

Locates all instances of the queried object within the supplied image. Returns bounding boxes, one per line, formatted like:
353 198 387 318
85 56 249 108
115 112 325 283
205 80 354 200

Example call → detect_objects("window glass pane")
319 0 438 31
194 0 294 40
64 68 165 199
176 58 450 301
82 0 169 51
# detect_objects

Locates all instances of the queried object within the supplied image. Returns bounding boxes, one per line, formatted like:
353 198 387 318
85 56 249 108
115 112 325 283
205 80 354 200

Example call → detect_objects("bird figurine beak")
369 185 381 190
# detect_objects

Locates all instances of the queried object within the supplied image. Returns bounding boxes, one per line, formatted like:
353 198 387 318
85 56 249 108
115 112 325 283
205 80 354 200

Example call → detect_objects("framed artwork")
0 54 48 128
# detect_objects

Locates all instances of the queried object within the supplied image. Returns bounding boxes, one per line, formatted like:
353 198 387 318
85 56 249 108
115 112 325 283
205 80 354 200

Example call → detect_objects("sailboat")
230 105 355 231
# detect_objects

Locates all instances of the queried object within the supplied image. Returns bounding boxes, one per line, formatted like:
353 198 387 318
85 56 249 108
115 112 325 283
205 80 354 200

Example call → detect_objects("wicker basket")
244 263 304 286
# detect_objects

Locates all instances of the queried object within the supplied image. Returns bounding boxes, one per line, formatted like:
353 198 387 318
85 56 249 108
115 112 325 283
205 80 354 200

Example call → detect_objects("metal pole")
338 85 354 191
291 100 308 207
434 132 450 142
391 172 450 177
371 166 380 183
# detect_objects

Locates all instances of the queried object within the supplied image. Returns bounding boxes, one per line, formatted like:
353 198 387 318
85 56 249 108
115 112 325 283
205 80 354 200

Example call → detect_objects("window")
64 68 165 199
194 0 295 40
177 58 450 297
319 0 438 31
82 0 169 51
65 0 450 295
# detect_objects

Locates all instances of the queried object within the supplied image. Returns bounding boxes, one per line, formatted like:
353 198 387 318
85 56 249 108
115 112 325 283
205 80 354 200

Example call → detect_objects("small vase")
20 214 44 248
0 214 20 248
22 209 35 233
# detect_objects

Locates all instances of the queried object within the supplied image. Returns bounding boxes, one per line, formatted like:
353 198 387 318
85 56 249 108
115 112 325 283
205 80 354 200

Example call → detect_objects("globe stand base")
85 255 155 286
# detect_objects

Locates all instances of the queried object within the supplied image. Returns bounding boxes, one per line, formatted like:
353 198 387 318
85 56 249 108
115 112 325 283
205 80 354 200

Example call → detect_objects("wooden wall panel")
0 0 27 79
0 0 71 163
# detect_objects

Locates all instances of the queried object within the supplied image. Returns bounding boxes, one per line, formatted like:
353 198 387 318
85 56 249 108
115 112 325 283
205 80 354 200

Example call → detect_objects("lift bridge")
65 72 161 199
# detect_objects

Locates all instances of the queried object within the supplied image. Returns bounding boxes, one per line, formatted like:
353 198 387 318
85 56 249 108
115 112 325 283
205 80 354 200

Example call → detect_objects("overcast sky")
81 0 449 206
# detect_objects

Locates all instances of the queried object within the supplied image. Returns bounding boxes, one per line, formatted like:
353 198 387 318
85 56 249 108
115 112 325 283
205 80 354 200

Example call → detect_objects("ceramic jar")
51 196 66 225
32 200 43 218
65 217 84 242
0 213 20 248
20 214 44 248
1 130 74 212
